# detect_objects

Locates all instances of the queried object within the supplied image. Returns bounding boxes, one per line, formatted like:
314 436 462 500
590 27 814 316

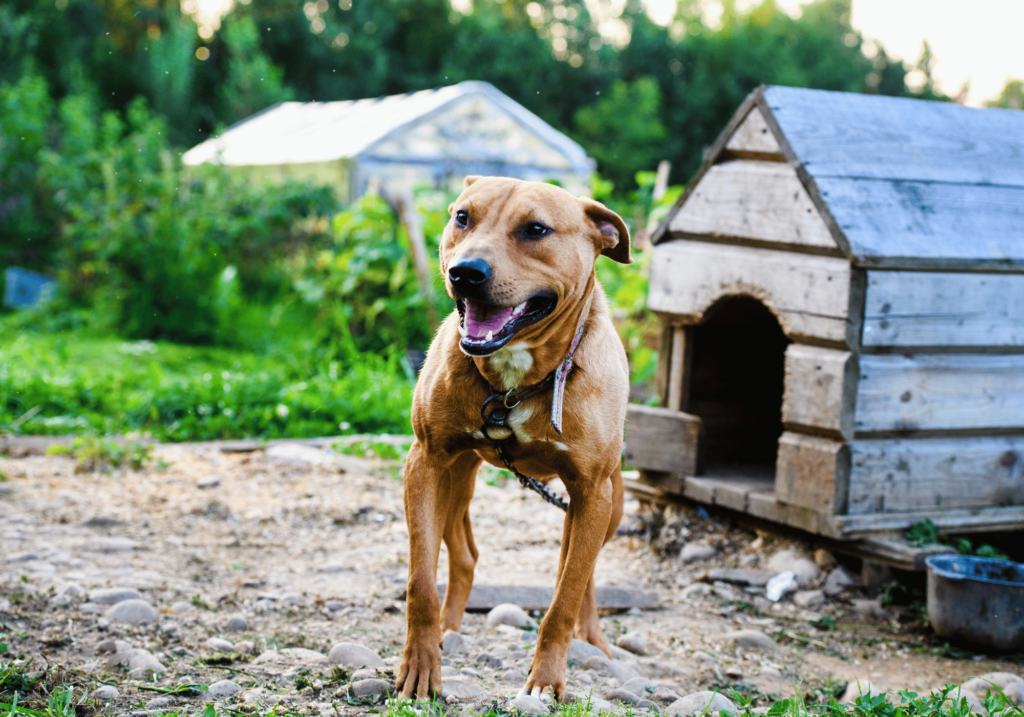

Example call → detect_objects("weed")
190 594 214 611
44 437 152 472
903 520 1009 561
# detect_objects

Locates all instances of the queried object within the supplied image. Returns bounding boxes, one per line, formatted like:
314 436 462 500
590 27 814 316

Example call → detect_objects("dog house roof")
654 86 1024 271
182 81 594 177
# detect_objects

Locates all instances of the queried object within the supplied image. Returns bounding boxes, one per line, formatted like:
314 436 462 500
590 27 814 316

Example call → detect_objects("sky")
643 0 1024 105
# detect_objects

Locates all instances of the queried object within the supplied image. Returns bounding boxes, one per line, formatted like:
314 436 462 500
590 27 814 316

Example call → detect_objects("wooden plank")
847 436 1024 514
436 584 660 612
813 177 1024 271
834 504 1024 538
725 108 784 158
648 241 856 346
863 271 1024 347
775 432 850 514
782 345 856 439
666 326 687 411
623 404 701 475
710 476 776 512
668 160 838 251
855 354 1024 433
765 85 1024 188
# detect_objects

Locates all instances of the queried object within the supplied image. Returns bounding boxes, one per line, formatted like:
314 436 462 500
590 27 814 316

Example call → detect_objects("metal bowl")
925 554 1024 652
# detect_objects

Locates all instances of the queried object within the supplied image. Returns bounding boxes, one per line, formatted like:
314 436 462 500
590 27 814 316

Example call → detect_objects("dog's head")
440 176 631 357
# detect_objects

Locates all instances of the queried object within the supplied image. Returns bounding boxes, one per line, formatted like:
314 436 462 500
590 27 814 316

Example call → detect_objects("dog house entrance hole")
688 296 790 477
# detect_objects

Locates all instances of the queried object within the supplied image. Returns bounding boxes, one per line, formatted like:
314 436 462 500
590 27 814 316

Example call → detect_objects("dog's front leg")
524 474 613 701
397 441 455 700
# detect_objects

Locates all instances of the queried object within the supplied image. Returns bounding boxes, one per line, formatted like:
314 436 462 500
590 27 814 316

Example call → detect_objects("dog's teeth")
486 330 493 342
458 323 467 337
513 302 526 315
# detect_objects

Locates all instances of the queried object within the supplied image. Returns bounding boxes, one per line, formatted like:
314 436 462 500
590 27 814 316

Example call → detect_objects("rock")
706 568 775 587
760 666 783 678
106 599 157 625
253 648 325 665
96 639 117 654
197 474 221 489
87 537 138 553
474 651 503 668
328 642 386 669
841 681 881 703
622 677 656 695
813 548 837 569
107 641 166 675
94 685 119 700
851 598 889 619
568 638 607 663
234 640 255 655
224 613 248 632
724 629 776 652
280 593 305 607
681 542 717 563
581 655 637 683
83 515 124 527
502 668 527 683
442 631 469 656
441 678 486 700
8 551 41 562
207 679 241 697
254 599 275 613
651 687 681 706
352 668 378 680
766 549 820 584
351 679 390 700
510 694 549 715
319 561 349 573
963 673 1024 704
168 601 193 613
615 632 648 655
823 566 857 597
666 692 737 717
606 689 644 705
793 589 826 608
637 699 660 712
206 638 234 652
145 697 175 711
486 603 538 629
60 583 87 598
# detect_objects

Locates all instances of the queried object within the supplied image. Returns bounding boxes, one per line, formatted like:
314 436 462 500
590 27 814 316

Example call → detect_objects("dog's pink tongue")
464 300 515 339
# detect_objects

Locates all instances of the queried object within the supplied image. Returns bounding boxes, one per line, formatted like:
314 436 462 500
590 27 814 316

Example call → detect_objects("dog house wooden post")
625 86 1024 546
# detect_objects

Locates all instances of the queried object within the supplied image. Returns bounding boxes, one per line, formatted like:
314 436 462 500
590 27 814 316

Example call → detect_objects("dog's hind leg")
440 454 482 636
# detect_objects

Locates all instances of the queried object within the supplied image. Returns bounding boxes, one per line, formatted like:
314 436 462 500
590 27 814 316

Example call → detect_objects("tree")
986 79 1024 110
218 15 293 125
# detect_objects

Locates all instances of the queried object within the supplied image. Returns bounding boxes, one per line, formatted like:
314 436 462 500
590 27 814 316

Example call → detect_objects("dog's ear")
463 175 482 189
580 197 631 264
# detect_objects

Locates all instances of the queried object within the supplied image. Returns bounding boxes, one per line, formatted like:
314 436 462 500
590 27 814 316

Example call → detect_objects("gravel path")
0 441 1021 716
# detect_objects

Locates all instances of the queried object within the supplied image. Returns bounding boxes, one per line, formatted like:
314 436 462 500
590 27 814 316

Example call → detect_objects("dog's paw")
521 661 566 702
397 636 443 700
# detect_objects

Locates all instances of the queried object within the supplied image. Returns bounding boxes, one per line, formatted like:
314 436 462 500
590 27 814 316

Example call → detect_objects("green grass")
0 327 413 442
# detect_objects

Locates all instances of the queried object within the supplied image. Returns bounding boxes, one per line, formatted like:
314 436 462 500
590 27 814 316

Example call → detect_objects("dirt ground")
0 440 1021 716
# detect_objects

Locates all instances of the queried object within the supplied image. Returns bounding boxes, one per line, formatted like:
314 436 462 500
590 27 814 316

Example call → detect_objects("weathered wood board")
668 160 838 251
725 108 784 158
436 584 660 612
775 432 850 514
648 241 855 345
782 345 856 439
834 505 1024 538
855 354 1024 433
847 436 1024 514
623 404 701 476
862 271 1024 347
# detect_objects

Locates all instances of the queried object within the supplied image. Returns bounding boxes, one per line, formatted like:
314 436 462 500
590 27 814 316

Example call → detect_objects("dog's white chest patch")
489 342 533 391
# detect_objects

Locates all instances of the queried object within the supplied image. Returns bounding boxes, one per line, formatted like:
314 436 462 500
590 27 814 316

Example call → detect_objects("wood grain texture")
834 505 1024 538
436 584 660 611
863 271 1024 347
775 432 850 514
764 85 1024 187
725 108 784 157
648 241 855 345
814 177 1024 269
623 404 702 476
783 345 857 439
668 160 838 251
855 354 1024 433
847 436 1024 514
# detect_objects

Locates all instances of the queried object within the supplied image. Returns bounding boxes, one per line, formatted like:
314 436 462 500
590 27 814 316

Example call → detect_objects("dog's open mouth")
457 291 557 356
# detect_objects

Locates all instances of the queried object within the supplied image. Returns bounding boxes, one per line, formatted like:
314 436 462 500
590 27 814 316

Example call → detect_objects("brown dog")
398 176 631 701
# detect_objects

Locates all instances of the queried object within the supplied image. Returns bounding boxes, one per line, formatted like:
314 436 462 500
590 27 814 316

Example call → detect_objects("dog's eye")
522 222 551 239
454 210 469 228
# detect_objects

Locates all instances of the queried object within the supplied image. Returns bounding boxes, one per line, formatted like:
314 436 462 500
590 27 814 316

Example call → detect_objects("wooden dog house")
625 86 1024 543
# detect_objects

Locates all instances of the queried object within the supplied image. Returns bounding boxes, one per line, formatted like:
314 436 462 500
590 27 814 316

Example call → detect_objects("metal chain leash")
494 440 569 512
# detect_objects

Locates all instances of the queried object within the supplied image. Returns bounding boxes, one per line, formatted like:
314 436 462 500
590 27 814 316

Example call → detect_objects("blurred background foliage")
0 0 1011 440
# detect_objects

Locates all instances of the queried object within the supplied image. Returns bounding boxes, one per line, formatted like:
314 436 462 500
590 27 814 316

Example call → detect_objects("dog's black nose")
448 258 491 286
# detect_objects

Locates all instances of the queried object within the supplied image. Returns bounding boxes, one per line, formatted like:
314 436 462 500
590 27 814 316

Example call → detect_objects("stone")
793 589 826 608
823 567 857 597
568 638 607 663
637 699 660 712
83 515 124 528
963 673 1024 705
510 694 549 715
474 651 503 668
615 632 647 655
145 697 175 711
206 638 234 652
97 639 117 654
280 593 305 606
666 692 737 717
766 549 820 584
622 677 656 695
107 641 166 675
87 537 137 553
254 599 275 613
442 631 469 656
168 601 193 613
723 629 776 652
681 542 717 563
352 668 378 680
486 603 538 629
581 655 638 683
94 685 119 700
60 583 87 598
234 640 255 655
253 648 326 665
502 668 527 684
440 678 486 700
319 561 349 573
106 599 157 625
197 474 221 489
606 689 643 705
851 598 889 619
328 642 386 669
651 687 681 706
207 679 241 697
351 679 390 700
841 681 881 703
8 551 41 562
814 549 837 569
706 568 775 587
224 613 247 632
